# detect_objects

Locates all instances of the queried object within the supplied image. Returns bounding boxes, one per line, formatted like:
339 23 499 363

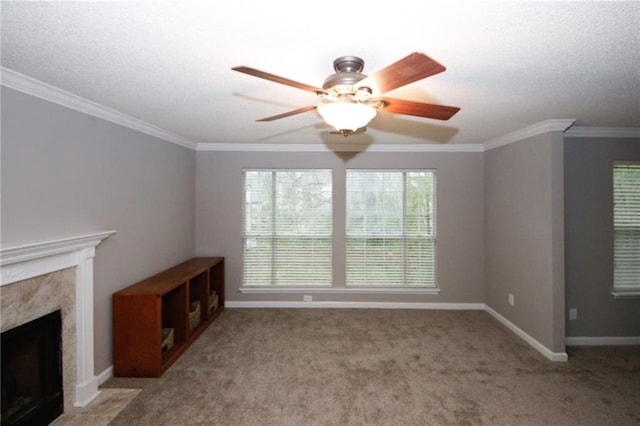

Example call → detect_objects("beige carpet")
104 309 640 425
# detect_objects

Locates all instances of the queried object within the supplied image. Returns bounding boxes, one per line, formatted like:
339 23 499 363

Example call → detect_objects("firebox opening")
1 310 63 426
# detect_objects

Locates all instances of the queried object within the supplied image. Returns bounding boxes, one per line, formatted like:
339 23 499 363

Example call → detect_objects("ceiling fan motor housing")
322 55 368 92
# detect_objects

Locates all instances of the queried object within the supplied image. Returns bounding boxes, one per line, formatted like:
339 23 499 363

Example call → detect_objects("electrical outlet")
508 293 515 307
569 308 577 320
303 295 312 302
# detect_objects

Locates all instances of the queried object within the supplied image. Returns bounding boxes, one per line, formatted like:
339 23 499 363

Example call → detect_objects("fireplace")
0 231 115 411
1 310 64 426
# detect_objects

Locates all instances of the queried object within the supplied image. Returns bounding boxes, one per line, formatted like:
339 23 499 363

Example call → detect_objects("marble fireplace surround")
0 231 115 409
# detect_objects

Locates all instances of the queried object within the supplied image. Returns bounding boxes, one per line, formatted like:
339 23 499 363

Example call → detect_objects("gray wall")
484 132 566 352
1 87 196 373
4 82 635 376
564 137 640 337
195 150 485 304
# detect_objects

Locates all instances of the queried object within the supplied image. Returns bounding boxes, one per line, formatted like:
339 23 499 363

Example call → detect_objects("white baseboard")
101 303 572 374
96 366 114 386
566 336 640 346
226 301 567 361
484 305 568 362
225 301 486 310
74 380 101 407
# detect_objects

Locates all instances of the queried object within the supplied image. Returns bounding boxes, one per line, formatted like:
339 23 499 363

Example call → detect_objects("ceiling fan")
232 52 460 137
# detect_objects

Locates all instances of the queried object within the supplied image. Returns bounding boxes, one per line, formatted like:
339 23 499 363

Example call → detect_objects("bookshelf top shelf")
114 257 223 296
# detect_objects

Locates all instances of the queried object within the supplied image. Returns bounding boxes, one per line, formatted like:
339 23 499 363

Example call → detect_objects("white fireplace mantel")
1 230 116 407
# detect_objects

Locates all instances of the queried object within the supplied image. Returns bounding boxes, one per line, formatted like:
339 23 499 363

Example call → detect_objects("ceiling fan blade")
356 52 446 94
232 66 327 94
376 97 460 120
257 105 317 122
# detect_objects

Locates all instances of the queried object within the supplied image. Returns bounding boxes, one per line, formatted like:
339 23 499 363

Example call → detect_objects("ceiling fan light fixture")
316 102 377 133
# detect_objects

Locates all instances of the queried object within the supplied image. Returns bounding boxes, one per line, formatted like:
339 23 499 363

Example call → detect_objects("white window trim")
610 290 640 299
345 169 438 289
241 169 333 288
239 286 440 295
240 168 441 294
612 161 640 299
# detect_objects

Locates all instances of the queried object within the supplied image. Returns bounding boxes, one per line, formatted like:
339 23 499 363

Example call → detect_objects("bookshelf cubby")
112 257 225 377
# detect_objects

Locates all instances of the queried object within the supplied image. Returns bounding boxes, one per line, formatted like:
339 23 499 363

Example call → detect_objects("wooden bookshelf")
112 257 224 377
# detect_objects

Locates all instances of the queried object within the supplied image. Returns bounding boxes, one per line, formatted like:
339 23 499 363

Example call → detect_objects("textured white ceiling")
1 1 639 146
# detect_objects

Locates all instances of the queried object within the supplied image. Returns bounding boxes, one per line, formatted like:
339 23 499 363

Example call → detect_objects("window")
346 170 436 287
613 163 640 295
242 170 332 287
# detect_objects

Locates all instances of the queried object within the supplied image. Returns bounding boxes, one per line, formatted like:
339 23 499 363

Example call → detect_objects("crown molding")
197 142 484 153
8 69 631 152
483 119 576 151
1 67 199 150
564 127 640 138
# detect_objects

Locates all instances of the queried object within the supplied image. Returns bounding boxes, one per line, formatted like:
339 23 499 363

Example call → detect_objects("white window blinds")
242 170 332 287
613 163 640 293
346 171 436 287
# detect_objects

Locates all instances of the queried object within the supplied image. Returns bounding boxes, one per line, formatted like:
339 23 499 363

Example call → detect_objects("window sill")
611 291 640 299
239 286 441 295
